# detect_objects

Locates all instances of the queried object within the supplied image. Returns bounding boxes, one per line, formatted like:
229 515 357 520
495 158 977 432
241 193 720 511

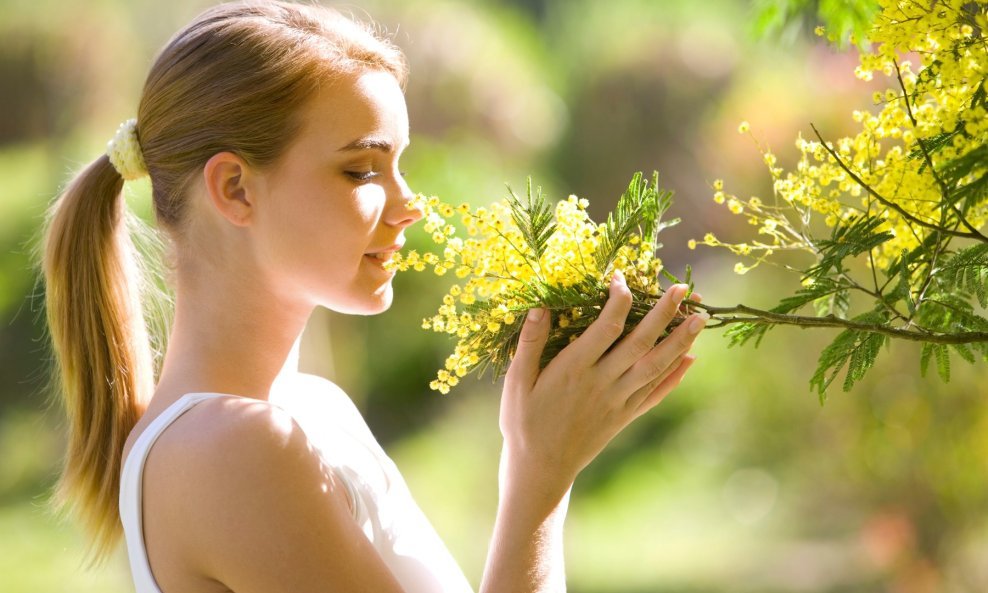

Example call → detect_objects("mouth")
364 243 404 265
365 252 394 262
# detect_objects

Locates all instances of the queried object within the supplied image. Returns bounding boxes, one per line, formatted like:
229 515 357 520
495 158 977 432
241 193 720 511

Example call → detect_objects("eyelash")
345 170 408 182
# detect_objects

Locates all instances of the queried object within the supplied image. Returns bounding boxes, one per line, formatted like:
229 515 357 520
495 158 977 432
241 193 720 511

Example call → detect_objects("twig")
893 57 988 241
810 124 987 242
694 302 988 345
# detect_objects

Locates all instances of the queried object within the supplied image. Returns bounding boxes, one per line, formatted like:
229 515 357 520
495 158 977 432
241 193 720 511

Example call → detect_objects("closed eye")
345 170 380 181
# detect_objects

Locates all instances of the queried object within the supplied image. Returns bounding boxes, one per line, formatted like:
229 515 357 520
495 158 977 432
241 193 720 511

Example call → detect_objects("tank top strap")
119 392 248 593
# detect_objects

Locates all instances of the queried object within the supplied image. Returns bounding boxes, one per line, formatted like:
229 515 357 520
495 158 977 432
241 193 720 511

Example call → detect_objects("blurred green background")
1 0 986 592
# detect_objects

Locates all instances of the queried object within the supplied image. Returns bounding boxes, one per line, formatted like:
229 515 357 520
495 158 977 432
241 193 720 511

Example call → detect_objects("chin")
327 285 394 316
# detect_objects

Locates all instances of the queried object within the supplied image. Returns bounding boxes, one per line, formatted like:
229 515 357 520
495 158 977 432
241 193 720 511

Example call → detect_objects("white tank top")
119 373 474 593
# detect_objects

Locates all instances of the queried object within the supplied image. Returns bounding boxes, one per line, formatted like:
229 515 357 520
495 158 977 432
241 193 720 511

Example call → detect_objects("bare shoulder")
143 396 403 593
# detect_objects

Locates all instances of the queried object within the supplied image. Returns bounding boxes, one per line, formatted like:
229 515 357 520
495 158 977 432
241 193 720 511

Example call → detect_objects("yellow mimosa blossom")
697 0 987 288
391 173 684 393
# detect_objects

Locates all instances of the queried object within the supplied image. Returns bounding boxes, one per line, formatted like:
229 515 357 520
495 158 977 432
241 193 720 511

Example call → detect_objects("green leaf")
750 0 878 48
937 244 988 308
724 322 771 348
809 312 887 400
920 343 934 377
594 171 673 273
844 331 885 392
951 342 976 364
806 215 894 280
505 179 556 261
934 344 951 383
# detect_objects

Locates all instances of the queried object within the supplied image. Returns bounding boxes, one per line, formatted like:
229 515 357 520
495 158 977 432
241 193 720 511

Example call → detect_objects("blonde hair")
42 0 406 563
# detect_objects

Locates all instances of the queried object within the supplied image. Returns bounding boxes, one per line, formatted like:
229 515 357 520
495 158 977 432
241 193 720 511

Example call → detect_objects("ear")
202 152 255 227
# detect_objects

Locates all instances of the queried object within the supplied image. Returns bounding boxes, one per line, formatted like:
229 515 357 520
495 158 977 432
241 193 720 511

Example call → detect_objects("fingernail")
673 284 688 303
611 269 625 286
687 312 708 334
527 308 546 323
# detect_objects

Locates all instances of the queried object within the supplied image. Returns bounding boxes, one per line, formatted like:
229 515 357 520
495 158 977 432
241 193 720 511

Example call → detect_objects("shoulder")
146 396 397 591
149 396 300 476
159 395 320 505
146 396 322 541
271 372 367 426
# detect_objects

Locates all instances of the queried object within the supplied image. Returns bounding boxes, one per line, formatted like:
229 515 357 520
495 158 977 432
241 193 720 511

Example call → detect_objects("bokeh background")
1 0 987 591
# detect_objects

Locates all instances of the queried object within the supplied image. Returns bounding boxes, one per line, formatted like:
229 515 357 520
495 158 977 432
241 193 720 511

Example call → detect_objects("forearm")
479 450 571 593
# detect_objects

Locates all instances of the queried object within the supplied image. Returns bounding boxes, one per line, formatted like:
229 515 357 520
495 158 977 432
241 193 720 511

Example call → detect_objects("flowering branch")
695 301 988 345
892 57 988 242
809 123 987 243
397 1 988 400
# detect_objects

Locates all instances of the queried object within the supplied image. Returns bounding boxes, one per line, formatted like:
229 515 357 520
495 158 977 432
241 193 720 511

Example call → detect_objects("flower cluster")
389 174 679 393
695 0 988 280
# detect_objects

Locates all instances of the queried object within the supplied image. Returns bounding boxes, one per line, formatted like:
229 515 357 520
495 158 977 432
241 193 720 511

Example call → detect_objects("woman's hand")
499 271 706 499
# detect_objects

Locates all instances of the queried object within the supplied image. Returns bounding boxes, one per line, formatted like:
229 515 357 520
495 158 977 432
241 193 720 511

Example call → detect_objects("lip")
365 242 404 255
363 242 404 267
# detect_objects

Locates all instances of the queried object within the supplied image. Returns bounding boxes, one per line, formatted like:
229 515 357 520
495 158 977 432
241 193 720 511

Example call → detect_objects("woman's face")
252 69 421 315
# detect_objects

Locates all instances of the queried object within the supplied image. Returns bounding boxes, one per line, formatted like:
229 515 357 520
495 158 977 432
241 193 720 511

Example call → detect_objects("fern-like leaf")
594 172 674 272
934 344 951 382
937 243 988 308
806 215 894 280
810 312 888 401
506 179 556 261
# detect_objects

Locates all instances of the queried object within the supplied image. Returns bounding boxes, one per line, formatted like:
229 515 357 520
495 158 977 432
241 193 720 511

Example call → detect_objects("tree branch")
810 124 988 242
892 58 988 241
693 302 988 345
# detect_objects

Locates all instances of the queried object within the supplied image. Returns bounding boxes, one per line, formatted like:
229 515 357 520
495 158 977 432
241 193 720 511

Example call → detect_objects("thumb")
505 308 550 391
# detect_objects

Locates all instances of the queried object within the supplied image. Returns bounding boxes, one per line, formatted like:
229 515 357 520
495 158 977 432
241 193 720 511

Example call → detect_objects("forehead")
298 69 409 150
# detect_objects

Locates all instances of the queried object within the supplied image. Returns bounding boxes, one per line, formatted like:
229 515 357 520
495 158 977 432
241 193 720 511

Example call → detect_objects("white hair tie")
106 118 148 181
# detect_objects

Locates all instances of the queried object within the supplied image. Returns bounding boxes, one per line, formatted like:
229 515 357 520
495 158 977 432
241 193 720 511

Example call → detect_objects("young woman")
42 2 707 591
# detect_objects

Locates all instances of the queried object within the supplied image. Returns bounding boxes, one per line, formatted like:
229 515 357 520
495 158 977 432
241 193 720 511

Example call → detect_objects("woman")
41 1 707 591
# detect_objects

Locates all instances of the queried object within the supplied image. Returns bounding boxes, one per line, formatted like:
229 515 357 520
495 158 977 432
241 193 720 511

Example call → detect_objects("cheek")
259 185 383 276
333 189 386 254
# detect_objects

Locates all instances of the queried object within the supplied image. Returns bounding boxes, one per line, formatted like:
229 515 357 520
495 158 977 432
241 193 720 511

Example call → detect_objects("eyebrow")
337 137 408 153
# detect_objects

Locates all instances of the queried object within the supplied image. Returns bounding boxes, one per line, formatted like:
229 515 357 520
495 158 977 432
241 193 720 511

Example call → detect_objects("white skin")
121 68 706 593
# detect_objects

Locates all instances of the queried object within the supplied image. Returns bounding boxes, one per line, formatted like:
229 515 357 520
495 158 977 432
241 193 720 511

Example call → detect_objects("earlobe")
203 152 254 227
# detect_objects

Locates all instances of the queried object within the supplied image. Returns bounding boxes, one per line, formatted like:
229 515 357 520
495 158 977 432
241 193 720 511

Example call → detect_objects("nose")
387 174 424 228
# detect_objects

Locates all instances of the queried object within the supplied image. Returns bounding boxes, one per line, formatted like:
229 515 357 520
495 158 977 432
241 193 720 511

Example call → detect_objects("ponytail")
40 0 409 564
42 154 156 563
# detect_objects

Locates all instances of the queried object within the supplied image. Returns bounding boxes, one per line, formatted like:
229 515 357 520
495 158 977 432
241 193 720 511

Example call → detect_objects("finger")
633 354 696 418
677 290 702 318
598 283 688 381
565 270 633 366
614 311 707 396
504 308 551 392
624 353 686 411
682 291 702 314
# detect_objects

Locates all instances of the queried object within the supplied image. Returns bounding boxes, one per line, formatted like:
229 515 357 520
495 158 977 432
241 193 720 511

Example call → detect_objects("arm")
481 272 704 592
179 274 701 593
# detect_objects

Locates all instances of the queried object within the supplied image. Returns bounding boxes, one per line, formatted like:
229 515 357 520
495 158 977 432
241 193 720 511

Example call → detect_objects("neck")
153 264 312 405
